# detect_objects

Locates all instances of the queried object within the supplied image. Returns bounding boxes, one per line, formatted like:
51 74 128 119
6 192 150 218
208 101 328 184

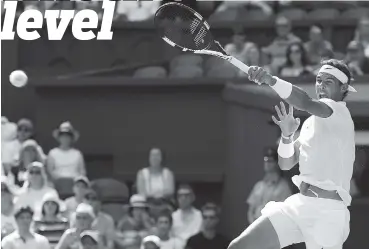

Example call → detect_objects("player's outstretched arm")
248 67 333 118
272 102 300 170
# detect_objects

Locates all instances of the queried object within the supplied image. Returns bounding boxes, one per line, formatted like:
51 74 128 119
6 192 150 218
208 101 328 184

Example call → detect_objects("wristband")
277 138 295 158
270 77 293 99
281 133 294 140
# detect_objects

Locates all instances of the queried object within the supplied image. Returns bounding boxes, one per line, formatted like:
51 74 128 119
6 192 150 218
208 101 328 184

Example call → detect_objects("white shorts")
261 194 350 249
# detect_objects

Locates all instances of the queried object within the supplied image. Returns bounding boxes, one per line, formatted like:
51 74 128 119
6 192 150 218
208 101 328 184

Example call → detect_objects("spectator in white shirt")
1 179 17 239
136 148 175 201
171 184 202 243
65 176 91 216
15 162 60 219
47 122 86 181
115 0 160 22
1 206 50 249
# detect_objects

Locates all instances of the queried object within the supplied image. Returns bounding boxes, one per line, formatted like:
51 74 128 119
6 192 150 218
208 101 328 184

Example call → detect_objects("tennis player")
228 59 356 249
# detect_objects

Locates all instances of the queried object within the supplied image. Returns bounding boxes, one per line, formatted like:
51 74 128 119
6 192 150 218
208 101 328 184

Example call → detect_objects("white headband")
319 65 357 92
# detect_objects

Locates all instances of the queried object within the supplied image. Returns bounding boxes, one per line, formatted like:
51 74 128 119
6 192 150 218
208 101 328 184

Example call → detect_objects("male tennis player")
228 59 356 249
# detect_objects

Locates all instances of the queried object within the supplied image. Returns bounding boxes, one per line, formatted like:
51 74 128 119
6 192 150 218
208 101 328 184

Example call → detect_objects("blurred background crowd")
2 1 369 249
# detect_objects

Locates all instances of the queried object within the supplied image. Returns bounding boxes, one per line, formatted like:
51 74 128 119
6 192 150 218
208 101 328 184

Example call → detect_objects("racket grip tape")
229 57 250 74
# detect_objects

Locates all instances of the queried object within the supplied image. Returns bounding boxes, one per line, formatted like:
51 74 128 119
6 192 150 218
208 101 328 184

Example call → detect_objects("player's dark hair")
320 59 353 100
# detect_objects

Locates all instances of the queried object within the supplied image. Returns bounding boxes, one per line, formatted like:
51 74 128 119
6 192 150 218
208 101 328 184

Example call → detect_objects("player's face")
315 73 345 100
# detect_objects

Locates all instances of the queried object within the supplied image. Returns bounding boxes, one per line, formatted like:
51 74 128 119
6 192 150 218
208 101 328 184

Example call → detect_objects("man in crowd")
186 203 230 249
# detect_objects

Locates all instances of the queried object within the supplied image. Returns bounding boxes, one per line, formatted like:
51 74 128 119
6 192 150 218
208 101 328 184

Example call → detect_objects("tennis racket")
154 2 250 74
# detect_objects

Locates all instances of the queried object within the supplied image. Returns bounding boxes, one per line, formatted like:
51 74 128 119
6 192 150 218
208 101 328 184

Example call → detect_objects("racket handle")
229 57 250 74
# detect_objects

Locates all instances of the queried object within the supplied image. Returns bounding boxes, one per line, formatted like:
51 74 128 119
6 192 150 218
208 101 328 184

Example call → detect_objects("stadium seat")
102 203 129 226
209 9 239 22
133 66 167 78
54 177 74 200
170 66 203 78
239 9 273 21
170 54 203 69
206 64 238 78
91 178 129 203
341 8 369 20
307 8 341 20
278 8 307 21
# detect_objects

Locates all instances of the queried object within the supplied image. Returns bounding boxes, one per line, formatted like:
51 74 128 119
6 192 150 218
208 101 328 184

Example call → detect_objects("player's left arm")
248 67 333 118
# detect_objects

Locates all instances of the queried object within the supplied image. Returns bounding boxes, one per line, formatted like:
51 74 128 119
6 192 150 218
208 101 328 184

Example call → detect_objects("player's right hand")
272 102 300 137
247 66 276 86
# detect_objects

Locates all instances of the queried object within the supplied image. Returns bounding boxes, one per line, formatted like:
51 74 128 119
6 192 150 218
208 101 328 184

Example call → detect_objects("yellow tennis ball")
9 70 28 88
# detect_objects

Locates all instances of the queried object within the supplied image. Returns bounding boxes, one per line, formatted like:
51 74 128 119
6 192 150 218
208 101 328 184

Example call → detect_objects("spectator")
115 1 160 22
354 17 369 58
304 25 333 65
1 179 17 239
1 206 50 249
33 193 69 247
171 184 202 243
262 16 301 69
279 42 313 77
152 210 184 249
65 176 91 216
246 148 293 224
115 230 141 249
186 203 230 249
1 117 17 143
15 162 60 219
2 119 44 188
136 148 175 200
47 121 86 181
71 187 115 249
56 203 95 249
345 40 369 75
80 230 104 249
16 139 46 187
224 28 255 64
117 194 154 238
239 44 274 77
142 235 161 249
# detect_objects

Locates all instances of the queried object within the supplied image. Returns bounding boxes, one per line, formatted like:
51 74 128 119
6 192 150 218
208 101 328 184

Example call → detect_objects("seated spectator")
142 235 161 249
65 176 90 217
71 186 115 249
136 148 175 201
186 203 230 249
2 119 45 189
56 203 95 249
247 148 293 224
15 162 60 219
1 179 17 239
16 139 46 188
279 42 313 77
115 1 160 22
262 16 301 69
171 184 202 243
33 193 69 247
224 28 255 65
353 17 369 58
345 40 369 75
151 210 184 249
1 206 51 249
117 194 154 238
304 25 333 65
47 122 86 181
115 230 141 249
214 1 273 17
80 230 104 249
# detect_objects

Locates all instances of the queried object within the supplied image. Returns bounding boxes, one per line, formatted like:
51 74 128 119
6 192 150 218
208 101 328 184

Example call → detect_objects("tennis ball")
9 70 28 88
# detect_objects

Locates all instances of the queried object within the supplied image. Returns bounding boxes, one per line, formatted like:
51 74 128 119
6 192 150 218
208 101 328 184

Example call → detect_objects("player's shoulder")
318 98 350 115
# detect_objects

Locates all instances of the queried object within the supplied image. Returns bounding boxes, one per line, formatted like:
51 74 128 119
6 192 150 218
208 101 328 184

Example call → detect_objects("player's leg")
228 210 304 249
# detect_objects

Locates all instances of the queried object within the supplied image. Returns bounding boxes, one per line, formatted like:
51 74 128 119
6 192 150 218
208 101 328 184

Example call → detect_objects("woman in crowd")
47 122 86 181
15 161 60 219
354 17 369 58
33 193 69 247
1 179 17 239
56 203 95 249
136 148 175 201
279 42 313 77
117 194 154 239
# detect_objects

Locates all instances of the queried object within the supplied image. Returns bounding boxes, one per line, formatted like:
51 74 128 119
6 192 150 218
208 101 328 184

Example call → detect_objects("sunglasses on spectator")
18 127 31 132
29 170 41 175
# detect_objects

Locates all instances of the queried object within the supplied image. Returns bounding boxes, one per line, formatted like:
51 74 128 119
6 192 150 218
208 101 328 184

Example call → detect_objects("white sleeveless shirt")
293 98 355 206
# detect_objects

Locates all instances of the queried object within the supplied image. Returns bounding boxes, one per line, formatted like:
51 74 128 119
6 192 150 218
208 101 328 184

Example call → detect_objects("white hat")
76 203 95 219
142 235 161 248
80 230 99 243
53 121 80 142
130 194 148 208
41 192 66 212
